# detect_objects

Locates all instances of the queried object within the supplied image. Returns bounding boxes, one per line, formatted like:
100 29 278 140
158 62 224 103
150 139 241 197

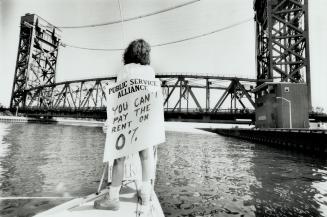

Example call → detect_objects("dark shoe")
137 189 151 206
94 193 120 210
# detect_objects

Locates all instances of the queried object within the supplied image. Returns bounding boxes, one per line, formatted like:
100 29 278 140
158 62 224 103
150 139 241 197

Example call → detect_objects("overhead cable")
61 43 124 51
58 0 200 29
152 18 252 48
117 0 126 44
61 18 252 51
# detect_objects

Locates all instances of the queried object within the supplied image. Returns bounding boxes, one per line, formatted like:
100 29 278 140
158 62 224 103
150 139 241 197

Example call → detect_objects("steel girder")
10 13 61 109
25 77 116 110
161 76 256 113
254 0 311 108
22 74 261 118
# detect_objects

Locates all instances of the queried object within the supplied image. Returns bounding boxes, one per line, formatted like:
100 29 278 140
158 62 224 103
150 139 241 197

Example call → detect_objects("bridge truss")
20 73 260 121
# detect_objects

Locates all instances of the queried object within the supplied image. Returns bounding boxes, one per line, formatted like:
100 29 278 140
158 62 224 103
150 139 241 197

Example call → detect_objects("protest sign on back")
103 78 165 162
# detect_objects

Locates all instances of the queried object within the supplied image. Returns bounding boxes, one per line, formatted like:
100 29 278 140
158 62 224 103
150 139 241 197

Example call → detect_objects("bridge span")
18 73 261 122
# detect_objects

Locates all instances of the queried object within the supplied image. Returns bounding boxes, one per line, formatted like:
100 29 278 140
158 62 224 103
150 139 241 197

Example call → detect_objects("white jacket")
117 63 155 81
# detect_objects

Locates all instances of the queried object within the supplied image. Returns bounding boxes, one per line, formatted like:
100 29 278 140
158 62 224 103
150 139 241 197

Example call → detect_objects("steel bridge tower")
254 0 311 109
10 13 61 109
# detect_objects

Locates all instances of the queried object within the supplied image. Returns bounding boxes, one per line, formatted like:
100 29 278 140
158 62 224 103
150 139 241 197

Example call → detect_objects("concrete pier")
203 128 327 155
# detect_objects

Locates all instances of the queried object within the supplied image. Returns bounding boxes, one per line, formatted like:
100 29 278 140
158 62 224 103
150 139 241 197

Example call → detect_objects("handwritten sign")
103 78 165 162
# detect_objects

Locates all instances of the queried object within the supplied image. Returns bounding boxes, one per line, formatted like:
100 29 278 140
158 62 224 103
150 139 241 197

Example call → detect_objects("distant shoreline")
0 115 249 134
0 115 104 127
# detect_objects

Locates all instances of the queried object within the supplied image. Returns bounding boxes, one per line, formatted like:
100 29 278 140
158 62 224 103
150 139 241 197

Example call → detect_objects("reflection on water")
0 122 327 217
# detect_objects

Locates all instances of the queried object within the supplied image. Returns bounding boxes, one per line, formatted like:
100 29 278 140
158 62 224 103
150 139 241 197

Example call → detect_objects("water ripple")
0 123 327 217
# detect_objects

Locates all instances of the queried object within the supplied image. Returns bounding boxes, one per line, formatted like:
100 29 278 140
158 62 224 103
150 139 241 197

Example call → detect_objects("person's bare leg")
94 157 125 210
111 157 125 187
138 148 154 205
139 147 154 181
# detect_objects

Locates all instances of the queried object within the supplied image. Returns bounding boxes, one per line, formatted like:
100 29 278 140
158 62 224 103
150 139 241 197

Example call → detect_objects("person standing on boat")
94 39 157 210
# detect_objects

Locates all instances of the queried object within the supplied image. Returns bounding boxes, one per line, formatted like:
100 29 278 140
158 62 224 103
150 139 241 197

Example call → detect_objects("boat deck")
34 181 164 217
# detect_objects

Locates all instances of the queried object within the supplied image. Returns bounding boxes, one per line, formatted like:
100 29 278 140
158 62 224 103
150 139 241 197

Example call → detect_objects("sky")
0 0 326 111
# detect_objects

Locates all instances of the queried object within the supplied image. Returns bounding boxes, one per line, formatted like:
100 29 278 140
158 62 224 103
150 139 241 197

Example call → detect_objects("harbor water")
0 122 327 217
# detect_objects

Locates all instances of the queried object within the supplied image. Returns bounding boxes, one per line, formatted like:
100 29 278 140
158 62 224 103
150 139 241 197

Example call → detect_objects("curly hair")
123 39 151 65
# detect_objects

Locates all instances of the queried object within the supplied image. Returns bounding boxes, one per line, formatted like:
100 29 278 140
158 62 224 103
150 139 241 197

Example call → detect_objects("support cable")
152 18 252 48
117 0 126 45
61 18 252 51
57 0 200 29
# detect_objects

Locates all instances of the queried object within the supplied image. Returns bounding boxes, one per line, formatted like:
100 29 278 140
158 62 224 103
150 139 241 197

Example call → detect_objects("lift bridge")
9 0 326 122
